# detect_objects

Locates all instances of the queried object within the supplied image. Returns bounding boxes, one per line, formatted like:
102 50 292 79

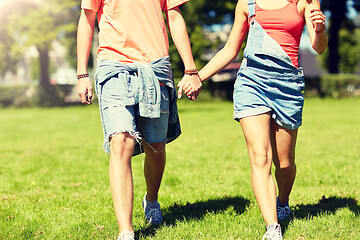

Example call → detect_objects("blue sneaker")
142 194 163 225
277 197 291 220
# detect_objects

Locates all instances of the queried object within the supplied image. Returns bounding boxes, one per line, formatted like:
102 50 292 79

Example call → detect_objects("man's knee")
110 132 136 155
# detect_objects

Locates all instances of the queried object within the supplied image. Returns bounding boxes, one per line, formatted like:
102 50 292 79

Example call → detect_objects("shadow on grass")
281 195 359 233
135 195 250 239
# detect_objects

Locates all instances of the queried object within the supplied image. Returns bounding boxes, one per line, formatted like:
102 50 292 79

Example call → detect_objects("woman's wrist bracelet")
315 25 326 34
184 69 198 76
77 73 89 80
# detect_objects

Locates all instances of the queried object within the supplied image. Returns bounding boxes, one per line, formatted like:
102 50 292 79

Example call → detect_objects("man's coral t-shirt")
81 0 188 64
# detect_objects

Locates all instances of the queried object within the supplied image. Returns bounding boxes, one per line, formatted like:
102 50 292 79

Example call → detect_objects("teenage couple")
76 0 327 239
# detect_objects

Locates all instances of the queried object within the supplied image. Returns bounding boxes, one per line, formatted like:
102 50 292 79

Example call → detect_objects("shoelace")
145 207 161 223
277 206 290 219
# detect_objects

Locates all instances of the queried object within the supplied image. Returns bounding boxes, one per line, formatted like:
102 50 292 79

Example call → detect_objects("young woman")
193 0 327 239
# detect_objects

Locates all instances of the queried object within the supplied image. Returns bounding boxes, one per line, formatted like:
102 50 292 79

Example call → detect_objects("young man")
76 1 201 239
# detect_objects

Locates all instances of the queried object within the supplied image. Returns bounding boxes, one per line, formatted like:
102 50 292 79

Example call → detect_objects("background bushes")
319 74 360 98
0 84 81 108
1 74 360 108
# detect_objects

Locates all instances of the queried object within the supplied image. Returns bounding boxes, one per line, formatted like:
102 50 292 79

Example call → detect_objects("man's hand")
177 74 202 101
77 77 93 105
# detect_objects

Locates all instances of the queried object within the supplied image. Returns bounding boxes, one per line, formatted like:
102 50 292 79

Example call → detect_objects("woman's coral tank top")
254 1 305 67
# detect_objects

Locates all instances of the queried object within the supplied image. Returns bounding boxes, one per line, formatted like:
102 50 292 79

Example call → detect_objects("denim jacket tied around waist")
95 56 176 119
95 56 181 156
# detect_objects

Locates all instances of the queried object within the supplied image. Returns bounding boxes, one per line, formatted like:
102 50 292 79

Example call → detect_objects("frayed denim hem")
103 130 142 155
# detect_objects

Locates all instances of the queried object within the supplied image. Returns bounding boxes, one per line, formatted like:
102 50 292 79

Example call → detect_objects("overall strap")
248 0 256 22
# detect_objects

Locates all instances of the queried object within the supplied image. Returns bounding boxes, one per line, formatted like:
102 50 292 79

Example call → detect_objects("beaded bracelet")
77 73 89 80
315 25 326 34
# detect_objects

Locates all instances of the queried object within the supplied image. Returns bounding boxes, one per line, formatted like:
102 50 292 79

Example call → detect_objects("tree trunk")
37 44 58 106
328 1 346 74
37 45 50 90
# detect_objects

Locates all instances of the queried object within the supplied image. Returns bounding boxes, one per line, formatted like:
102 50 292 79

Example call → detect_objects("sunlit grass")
1 98 359 239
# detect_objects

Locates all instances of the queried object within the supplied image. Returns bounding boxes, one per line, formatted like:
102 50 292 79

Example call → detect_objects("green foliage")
62 31 78 69
34 85 77 107
0 85 37 108
321 0 360 73
320 73 360 97
2 0 79 106
0 7 21 75
1 0 79 73
338 27 360 73
0 99 359 239
0 84 78 108
30 58 40 81
320 23 360 74
6 0 78 49
170 1 237 77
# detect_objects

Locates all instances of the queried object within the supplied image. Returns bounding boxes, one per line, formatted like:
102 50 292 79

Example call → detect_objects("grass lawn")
0 97 359 239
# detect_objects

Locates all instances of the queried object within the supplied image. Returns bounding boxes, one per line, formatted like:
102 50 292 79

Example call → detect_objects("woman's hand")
309 9 326 33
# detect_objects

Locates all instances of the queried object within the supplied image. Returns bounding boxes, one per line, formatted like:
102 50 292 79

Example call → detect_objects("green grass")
1 97 359 239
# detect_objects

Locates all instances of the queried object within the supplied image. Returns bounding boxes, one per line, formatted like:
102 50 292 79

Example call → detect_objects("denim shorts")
98 74 170 149
233 58 305 130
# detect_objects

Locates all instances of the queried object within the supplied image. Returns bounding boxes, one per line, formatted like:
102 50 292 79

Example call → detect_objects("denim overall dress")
233 0 305 130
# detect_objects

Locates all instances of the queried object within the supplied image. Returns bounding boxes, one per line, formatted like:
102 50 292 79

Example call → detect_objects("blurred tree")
0 1 29 75
321 0 360 73
3 0 237 90
171 0 237 78
6 0 78 106
338 26 360 73
176 0 360 76
0 24 19 75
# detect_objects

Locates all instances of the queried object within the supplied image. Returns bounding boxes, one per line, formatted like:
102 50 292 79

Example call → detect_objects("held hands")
309 9 326 33
177 71 202 101
77 76 93 105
